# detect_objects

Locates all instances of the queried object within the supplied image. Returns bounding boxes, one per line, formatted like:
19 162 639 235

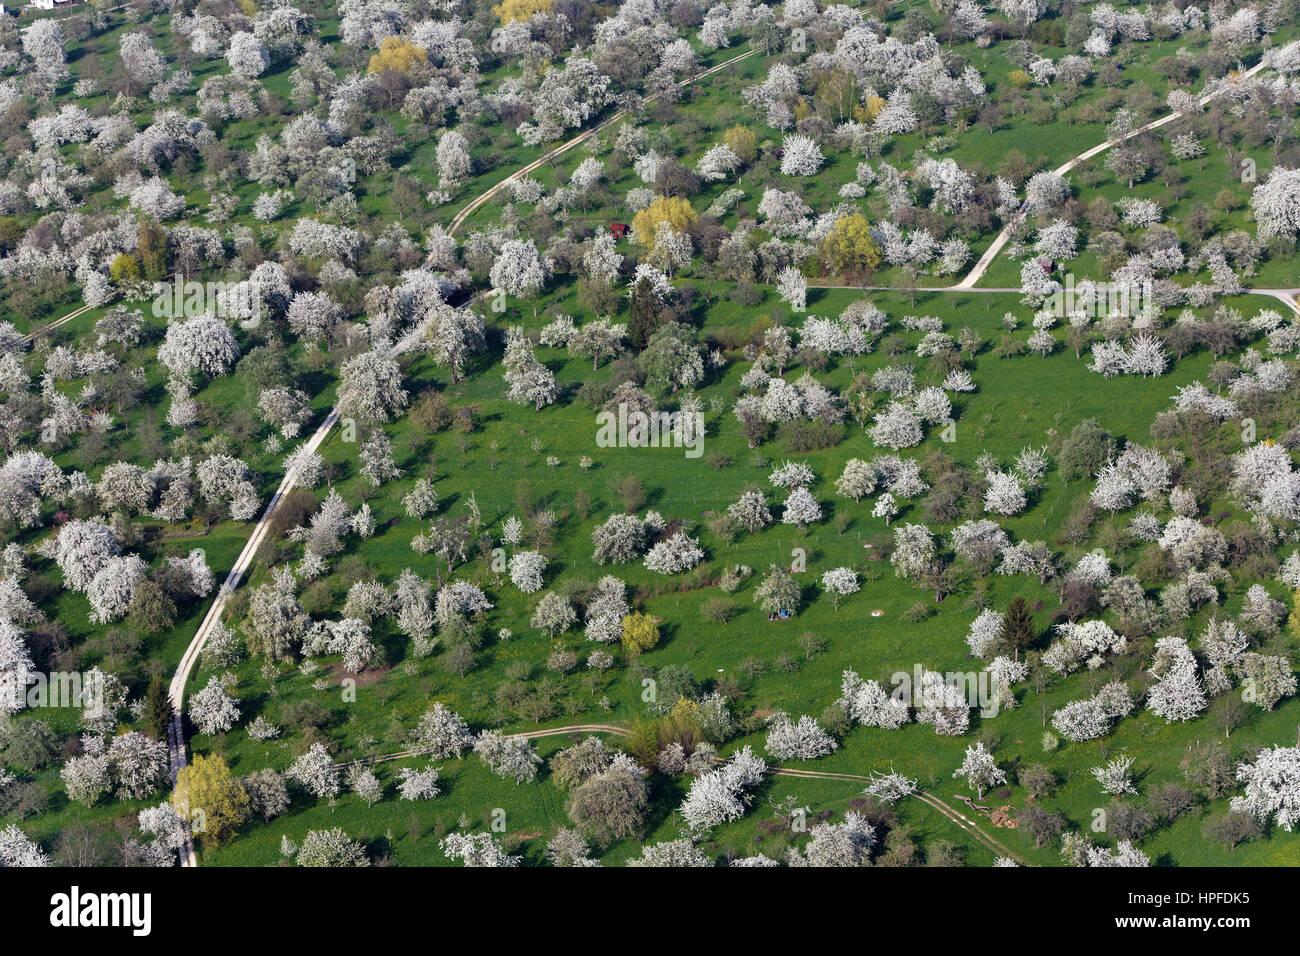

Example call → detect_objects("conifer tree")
999 595 1036 659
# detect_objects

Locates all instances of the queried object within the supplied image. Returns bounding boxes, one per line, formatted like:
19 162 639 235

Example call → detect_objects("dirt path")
160 37 1268 869
769 765 1026 864
167 47 767 868
166 408 342 867
445 49 758 237
333 724 1027 865
948 58 1271 291
803 282 1300 314
21 303 95 344
911 790 1026 864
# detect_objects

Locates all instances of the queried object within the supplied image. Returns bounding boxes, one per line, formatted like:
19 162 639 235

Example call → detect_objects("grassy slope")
183 285 1300 866
4 1 1299 866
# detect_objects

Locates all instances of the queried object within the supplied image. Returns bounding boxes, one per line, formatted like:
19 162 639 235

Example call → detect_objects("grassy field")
174 283 1300 866
3 0 1299 868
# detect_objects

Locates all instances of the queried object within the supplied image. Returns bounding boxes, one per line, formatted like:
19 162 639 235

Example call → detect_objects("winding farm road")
158 48 1286 866
21 303 96 345
805 54 1296 315
446 48 759 236
773 765 1026 864
806 282 1300 314
338 723 1028 864
949 57 1274 292
164 46 764 869
165 409 341 866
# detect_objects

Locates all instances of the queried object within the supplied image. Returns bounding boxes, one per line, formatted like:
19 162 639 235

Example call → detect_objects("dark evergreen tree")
144 674 173 742
999 595 1037 658
628 276 658 351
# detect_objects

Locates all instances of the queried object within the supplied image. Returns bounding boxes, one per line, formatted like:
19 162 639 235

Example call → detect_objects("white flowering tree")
953 742 1006 799
61 753 112 808
189 675 241 735
680 746 766 832
296 828 369 866
765 712 837 761
838 671 911 729
196 455 260 521
502 328 558 410
109 731 169 801
158 317 239 380
820 567 859 610
780 135 824 176
0 621 35 717
441 831 519 867
1250 167 1300 240
644 533 704 574
0 824 49 867
787 811 876 866
1231 747 1300 832
870 402 924 450
473 731 541 784
87 555 147 625
1091 755 1137 796
530 591 576 638
508 550 547 593
396 765 441 801
288 742 341 800
1145 636 1208 723
983 470 1027 516
890 523 935 580
227 32 270 77
490 240 550 317
435 129 472 187
410 703 475 759
337 351 409 425
781 487 822 529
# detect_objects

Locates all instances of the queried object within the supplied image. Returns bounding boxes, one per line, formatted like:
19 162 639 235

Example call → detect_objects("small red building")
609 222 629 239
